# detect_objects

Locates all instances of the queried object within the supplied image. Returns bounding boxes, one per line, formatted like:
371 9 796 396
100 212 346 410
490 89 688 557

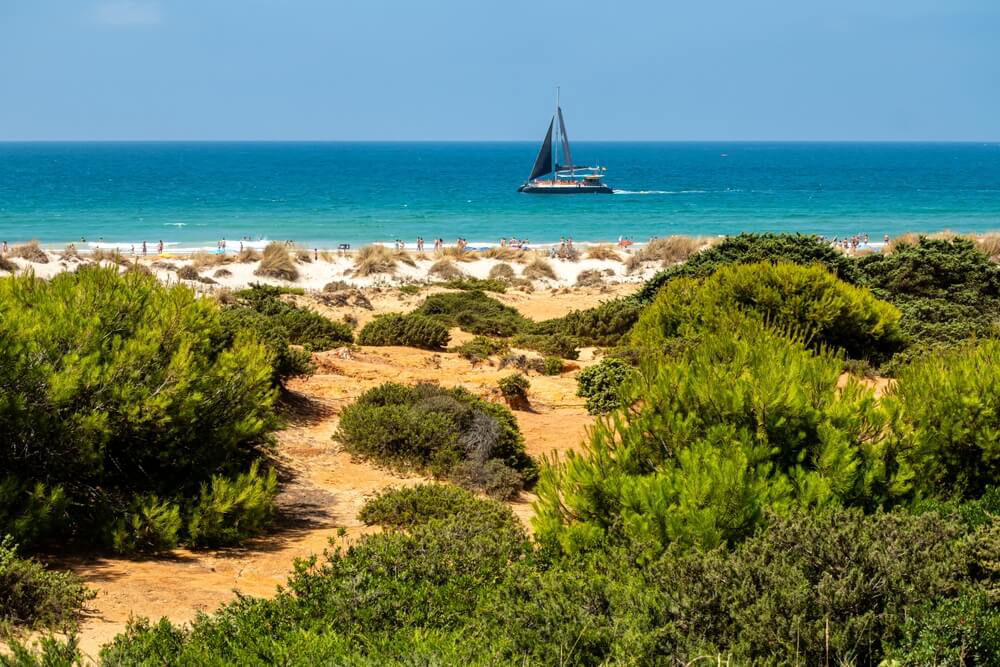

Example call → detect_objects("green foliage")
359 484 516 528
536 319 907 554
631 261 904 362
0 636 84 666
450 460 525 500
186 462 279 548
107 495 182 554
219 307 314 386
357 313 450 350
229 283 352 351
454 335 510 360
531 298 643 347
635 232 861 305
511 332 580 360
334 382 536 484
497 373 530 401
412 290 530 337
442 278 507 293
541 356 563 376
891 591 1000 665
0 536 93 632
575 357 636 415
858 237 1000 364
888 340 1000 500
0 266 279 550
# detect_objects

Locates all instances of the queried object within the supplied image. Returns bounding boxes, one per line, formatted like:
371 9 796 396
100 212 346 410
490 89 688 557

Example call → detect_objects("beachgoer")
130 244 135 255
884 234 890 243
314 248 319 260
142 241 147 256
158 240 163 254
1 241 7 256
239 241 243 252
417 237 424 252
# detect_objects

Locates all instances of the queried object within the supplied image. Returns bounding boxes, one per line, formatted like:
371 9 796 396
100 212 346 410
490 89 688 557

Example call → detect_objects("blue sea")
1 142 999 249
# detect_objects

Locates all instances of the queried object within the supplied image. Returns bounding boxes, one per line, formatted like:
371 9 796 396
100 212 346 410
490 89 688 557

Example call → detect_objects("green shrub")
450 460 524 500
454 335 510 361
536 319 906 554
888 340 1000 500
219 307 314 386
0 536 93 632
891 591 1000 665
635 232 861 305
107 495 182 554
511 332 580 360
497 373 530 401
359 484 516 528
412 291 529 337
631 261 904 362
531 298 643 347
334 383 536 482
0 266 278 550
541 356 563 376
443 278 507 293
357 313 450 350
186 462 279 548
575 357 636 415
230 284 352 351
858 237 1000 362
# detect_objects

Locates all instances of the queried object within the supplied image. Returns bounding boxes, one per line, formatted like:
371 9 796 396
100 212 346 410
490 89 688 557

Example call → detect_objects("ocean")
1 142 999 250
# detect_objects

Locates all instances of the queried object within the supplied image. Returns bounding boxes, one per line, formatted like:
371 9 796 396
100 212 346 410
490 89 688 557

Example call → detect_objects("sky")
1 0 998 141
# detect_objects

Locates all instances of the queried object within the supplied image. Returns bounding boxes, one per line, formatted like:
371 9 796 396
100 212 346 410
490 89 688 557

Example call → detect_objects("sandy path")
62 316 600 658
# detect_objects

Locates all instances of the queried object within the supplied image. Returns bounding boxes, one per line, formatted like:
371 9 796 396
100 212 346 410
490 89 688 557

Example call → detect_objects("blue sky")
1 1 998 140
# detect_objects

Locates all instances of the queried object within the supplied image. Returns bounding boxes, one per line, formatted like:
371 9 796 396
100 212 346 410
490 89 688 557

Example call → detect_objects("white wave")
612 189 707 195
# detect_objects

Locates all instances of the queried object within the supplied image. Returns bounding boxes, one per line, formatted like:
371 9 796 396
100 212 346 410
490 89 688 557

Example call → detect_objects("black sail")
527 118 554 181
557 106 573 169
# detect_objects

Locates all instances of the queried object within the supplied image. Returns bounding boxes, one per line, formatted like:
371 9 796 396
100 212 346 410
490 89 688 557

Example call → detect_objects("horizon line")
1 138 998 144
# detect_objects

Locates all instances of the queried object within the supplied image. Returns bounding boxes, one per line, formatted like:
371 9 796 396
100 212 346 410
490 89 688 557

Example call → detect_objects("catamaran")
518 89 612 194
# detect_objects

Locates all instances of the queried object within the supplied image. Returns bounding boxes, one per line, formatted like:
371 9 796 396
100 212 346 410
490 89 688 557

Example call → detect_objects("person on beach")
142 241 147 256
158 240 163 254
417 237 424 252
131 244 135 256
1 240 7 256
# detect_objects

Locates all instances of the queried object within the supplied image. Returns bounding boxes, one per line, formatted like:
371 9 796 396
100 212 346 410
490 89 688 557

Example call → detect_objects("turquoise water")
1 142 999 249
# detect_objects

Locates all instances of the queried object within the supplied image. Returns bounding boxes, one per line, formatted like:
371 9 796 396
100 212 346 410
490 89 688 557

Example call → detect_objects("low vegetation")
353 245 397 276
0 536 93 633
496 372 530 403
334 382 536 497
413 290 529 337
254 242 299 281
575 357 636 415
357 313 450 350
428 258 463 281
10 241 48 264
522 257 556 281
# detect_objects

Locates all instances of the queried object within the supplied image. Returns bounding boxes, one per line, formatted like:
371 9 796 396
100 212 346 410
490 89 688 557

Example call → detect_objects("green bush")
531 298 643 347
454 335 510 361
186 461 279 548
0 266 279 550
413 291 530 337
450 460 525 500
635 232 861 304
890 591 1000 665
858 237 1000 363
359 484 516 529
442 278 507 293
541 356 563 376
107 495 182 554
497 373 530 401
888 340 1000 500
0 536 93 632
575 357 636 415
334 383 536 483
511 332 580 360
631 261 904 362
357 313 450 350
536 319 906 554
219 307 314 386
229 283 352 351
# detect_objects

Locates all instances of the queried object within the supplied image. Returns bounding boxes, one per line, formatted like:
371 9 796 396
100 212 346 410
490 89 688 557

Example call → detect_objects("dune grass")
237 247 262 263
191 251 233 270
488 263 516 282
438 246 477 262
522 257 557 281
483 246 527 262
254 242 300 281
428 258 464 281
586 245 622 262
625 236 704 274
11 241 49 264
353 245 398 276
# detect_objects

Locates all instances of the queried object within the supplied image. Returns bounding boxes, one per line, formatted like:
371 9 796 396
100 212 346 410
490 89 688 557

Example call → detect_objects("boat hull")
518 183 613 194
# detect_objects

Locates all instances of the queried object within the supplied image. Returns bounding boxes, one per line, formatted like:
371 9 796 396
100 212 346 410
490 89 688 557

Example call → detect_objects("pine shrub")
359 484 516 529
412 290 529 337
357 313 450 350
454 335 510 361
497 373 530 402
186 462 279 548
229 284 352 351
575 357 636 415
541 356 563 375
108 495 183 554
531 298 642 347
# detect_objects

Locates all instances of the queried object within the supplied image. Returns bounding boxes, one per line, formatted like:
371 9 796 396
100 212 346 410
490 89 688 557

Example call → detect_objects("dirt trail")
63 286 620 659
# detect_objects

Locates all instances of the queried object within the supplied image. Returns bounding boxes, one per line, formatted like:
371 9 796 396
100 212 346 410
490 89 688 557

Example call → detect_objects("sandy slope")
46 286 621 660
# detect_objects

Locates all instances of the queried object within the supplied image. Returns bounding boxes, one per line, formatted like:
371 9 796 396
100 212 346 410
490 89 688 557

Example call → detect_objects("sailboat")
518 89 612 194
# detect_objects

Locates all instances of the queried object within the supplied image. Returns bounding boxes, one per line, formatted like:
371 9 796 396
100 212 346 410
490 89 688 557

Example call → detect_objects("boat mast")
554 86 560 182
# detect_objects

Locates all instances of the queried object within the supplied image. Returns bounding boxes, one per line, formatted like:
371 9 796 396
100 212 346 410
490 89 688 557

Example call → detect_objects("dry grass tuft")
353 245 397 276
254 242 300 281
151 260 178 271
213 268 232 278
885 231 962 254
318 250 335 262
237 247 262 263
90 248 130 266
295 249 313 263
488 263 516 282
176 265 200 281
191 251 232 270
483 246 526 262
624 236 703 273
395 249 417 267
575 269 605 287
11 241 49 264
428 258 464 281
522 257 557 281
0 256 17 273
60 244 81 262
586 245 622 262
976 234 1000 262
439 245 477 262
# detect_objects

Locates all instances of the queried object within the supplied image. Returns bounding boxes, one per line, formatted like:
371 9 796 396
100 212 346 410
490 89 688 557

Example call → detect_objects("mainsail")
556 106 573 169
527 118 554 181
